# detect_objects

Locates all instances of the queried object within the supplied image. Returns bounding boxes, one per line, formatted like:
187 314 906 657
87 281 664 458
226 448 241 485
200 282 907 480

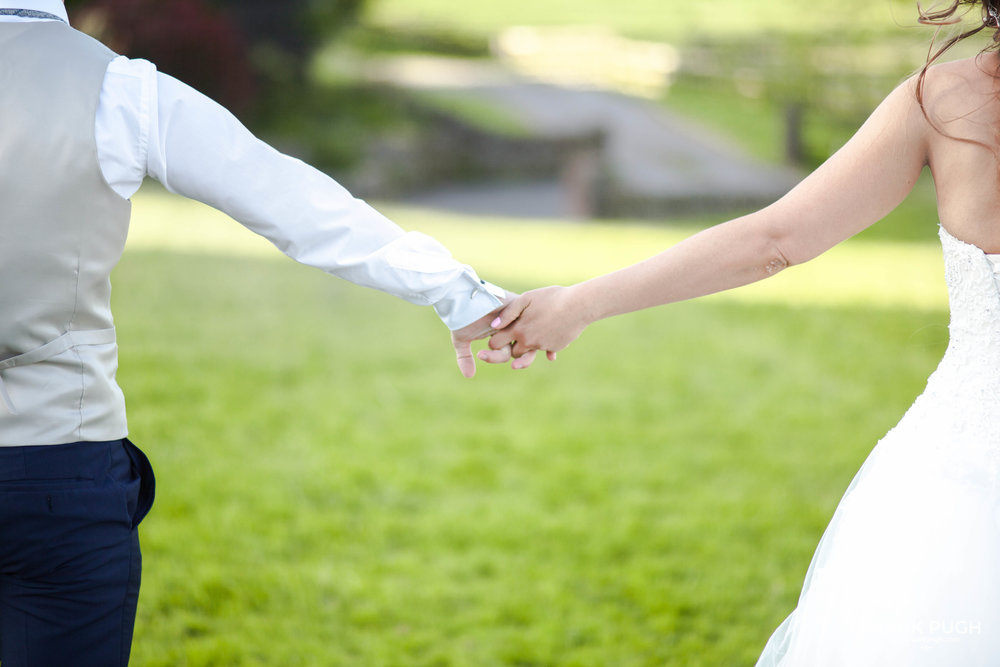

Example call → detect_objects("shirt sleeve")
95 56 504 330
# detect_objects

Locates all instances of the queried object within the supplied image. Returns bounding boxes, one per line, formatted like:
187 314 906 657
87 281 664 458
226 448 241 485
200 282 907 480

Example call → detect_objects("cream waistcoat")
0 21 130 445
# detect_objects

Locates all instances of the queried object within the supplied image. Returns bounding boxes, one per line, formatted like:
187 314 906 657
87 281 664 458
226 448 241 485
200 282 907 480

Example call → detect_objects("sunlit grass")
121 189 948 665
129 187 948 312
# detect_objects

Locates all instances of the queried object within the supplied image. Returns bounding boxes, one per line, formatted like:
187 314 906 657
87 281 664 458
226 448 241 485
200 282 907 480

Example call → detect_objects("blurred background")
65 0 962 222
58 0 991 664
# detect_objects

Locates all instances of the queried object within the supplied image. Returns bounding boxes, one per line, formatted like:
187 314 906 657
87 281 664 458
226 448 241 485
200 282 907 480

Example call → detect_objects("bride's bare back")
925 53 1000 251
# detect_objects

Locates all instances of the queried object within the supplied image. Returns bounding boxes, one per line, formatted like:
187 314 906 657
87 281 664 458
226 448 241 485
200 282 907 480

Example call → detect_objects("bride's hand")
479 286 589 369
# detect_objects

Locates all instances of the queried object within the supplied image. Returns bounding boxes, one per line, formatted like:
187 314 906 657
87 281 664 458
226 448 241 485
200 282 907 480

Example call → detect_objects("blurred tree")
769 36 818 166
67 0 255 112
212 0 365 53
65 0 367 118
210 0 365 85
683 31 906 168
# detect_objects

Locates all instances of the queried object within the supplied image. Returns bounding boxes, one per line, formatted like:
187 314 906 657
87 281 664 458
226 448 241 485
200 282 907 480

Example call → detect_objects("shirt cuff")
433 271 506 330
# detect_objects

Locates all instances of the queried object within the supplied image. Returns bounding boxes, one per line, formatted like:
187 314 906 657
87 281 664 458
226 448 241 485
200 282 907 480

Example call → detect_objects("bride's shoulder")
891 53 1000 134
915 54 999 112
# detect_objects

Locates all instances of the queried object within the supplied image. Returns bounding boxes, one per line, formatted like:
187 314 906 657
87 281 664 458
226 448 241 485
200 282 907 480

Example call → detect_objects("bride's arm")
487 77 931 362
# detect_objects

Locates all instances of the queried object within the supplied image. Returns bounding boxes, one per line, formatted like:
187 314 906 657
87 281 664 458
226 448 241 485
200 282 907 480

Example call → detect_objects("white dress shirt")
0 1 503 330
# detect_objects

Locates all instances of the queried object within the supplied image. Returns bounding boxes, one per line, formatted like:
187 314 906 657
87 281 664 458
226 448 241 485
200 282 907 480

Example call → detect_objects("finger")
488 329 517 350
511 349 539 370
546 351 558 361
453 340 477 378
477 346 512 364
490 297 529 331
511 339 536 359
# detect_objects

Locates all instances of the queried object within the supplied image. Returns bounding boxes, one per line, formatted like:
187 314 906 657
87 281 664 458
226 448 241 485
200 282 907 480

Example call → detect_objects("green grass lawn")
119 189 948 665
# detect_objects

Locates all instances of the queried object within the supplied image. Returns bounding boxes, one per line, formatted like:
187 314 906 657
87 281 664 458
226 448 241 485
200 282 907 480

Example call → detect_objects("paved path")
402 180 568 219
365 56 802 219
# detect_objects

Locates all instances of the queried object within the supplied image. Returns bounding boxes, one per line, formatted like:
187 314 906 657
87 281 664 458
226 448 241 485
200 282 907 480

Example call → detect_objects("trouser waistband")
0 439 123 481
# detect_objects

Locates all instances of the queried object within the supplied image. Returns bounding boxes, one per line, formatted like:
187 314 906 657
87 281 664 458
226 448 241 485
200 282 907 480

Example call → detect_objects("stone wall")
349 108 606 213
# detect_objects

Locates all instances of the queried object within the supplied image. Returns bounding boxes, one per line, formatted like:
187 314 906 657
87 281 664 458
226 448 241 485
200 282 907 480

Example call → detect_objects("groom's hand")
450 292 517 378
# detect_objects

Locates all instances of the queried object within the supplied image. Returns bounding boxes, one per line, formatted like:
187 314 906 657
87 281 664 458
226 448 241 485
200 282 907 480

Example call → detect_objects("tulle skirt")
756 394 1000 666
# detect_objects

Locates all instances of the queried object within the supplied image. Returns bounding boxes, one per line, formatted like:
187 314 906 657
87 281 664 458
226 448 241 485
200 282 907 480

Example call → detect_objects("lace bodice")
941 226 1000 342
881 226 1000 485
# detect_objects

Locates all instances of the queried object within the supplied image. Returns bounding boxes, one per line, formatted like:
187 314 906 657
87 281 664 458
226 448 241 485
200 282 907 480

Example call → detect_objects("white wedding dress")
756 226 1000 666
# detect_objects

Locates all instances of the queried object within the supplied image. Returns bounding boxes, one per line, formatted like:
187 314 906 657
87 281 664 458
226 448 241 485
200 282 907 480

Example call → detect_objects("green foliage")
661 78 858 168
304 0 368 40
343 24 489 57
366 0 922 43
120 189 948 665
253 78 423 172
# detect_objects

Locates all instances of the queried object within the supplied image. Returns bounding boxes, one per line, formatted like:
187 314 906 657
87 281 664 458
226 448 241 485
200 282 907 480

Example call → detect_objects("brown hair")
912 1 1000 156
916 2 1000 117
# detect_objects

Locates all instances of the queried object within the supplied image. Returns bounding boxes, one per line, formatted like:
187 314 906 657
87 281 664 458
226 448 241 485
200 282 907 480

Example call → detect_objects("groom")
0 2 507 665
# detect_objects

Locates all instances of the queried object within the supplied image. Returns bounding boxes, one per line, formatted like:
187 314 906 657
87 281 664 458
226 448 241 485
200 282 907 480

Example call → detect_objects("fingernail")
491 317 502 328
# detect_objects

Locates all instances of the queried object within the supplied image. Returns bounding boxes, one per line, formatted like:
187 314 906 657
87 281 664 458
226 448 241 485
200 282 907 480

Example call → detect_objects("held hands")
477 285 589 370
450 291 518 378
452 285 589 376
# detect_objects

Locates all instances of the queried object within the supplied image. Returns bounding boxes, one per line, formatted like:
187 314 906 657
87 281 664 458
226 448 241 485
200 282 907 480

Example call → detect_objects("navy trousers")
0 439 155 667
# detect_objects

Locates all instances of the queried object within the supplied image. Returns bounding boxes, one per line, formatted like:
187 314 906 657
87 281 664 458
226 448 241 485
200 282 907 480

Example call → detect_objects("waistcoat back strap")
0 328 117 414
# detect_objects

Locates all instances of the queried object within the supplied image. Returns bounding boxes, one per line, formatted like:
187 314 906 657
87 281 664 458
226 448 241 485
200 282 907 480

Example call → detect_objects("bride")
481 1 1000 664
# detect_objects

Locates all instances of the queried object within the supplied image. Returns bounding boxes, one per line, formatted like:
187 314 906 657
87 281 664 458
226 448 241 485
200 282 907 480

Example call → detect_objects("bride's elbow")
742 209 797 277
764 251 790 276
733 210 798 277
760 228 794 276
